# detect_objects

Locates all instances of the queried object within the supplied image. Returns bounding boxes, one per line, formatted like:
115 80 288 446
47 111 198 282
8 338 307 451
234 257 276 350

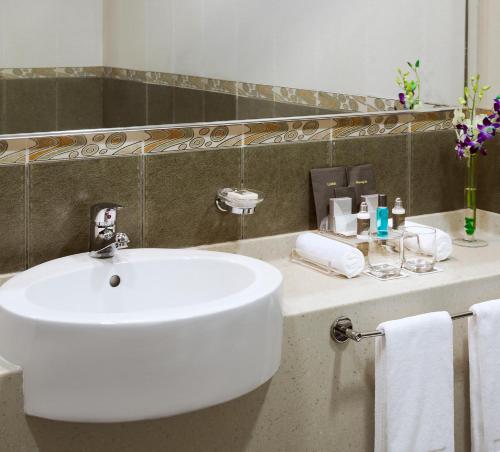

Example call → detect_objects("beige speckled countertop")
203 209 500 316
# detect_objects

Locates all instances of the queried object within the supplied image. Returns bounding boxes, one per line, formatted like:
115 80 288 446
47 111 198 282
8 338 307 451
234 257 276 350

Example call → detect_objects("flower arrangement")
451 74 500 247
396 60 421 110
453 75 500 158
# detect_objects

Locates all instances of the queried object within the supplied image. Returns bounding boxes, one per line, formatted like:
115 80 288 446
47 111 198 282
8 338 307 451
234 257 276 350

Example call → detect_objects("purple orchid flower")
477 117 500 144
398 93 406 105
454 96 499 159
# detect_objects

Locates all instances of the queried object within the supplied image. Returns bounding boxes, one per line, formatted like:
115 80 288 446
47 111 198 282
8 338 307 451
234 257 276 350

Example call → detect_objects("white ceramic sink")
0 249 283 422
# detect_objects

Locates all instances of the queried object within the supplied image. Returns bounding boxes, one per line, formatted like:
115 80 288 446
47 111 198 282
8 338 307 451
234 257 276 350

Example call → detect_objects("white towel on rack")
469 299 500 452
375 312 454 452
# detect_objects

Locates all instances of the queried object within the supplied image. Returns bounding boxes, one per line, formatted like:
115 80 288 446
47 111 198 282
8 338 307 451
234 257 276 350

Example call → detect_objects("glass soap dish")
216 188 264 215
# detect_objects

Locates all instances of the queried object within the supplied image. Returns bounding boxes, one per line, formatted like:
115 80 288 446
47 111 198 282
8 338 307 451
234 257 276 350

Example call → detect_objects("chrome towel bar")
331 311 473 343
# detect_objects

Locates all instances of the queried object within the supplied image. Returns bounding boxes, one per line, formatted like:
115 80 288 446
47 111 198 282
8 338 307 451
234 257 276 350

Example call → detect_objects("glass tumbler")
368 231 404 279
402 225 437 273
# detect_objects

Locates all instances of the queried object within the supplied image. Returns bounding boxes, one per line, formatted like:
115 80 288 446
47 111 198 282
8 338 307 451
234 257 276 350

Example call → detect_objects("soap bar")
334 214 357 236
334 186 356 213
226 190 258 201
333 197 352 217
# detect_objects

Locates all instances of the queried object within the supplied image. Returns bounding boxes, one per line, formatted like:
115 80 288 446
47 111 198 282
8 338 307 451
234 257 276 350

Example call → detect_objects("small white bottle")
357 202 370 240
392 198 406 230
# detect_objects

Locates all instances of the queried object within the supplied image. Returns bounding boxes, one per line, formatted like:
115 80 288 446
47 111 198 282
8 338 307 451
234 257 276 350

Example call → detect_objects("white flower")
452 108 465 126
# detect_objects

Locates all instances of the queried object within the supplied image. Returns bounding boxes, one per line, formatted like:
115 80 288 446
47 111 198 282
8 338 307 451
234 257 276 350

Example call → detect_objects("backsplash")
0 66 438 135
2 109 493 275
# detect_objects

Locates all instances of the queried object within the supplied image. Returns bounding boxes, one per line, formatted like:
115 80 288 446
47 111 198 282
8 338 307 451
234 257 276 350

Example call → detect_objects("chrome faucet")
89 203 130 258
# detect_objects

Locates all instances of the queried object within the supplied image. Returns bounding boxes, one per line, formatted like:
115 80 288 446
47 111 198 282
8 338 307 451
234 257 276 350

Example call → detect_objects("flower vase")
453 154 488 247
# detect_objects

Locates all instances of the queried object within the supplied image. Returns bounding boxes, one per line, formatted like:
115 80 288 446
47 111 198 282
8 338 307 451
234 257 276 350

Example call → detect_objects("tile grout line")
140 141 145 248
24 144 29 270
330 118 335 167
240 140 246 240
407 121 413 216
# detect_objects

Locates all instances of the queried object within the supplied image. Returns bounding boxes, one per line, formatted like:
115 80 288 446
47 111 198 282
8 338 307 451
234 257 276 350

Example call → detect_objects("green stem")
414 67 421 105
464 155 478 237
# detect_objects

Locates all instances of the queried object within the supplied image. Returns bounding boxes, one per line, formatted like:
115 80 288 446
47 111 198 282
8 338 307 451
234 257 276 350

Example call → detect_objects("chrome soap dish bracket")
215 188 264 215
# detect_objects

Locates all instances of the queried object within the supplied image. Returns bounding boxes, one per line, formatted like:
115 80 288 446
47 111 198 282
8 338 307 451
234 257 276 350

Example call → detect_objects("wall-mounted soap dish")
216 188 264 215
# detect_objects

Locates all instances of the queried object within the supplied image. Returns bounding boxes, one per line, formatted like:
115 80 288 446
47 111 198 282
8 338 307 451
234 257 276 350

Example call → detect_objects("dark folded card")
310 167 348 227
347 164 377 208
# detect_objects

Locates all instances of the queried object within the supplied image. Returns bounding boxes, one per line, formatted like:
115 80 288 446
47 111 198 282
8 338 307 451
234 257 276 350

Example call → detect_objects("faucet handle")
115 232 130 250
91 203 125 227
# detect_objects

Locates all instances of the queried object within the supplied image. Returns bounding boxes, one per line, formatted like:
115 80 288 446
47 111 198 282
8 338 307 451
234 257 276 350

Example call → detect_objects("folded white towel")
469 299 500 452
295 232 365 278
375 312 454 452
404 220 453 262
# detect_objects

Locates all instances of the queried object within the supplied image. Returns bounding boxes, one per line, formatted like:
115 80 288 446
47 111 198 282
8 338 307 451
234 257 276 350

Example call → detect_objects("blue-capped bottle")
376 194 389 238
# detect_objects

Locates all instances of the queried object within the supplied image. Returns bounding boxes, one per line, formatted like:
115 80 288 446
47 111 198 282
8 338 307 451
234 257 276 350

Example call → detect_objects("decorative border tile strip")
410 110 454 133
0 138 28 165
242 119 333 146
0 67 103 79
332 113 413 138
0 109 456 165
27 131 145 162
143 124 244 153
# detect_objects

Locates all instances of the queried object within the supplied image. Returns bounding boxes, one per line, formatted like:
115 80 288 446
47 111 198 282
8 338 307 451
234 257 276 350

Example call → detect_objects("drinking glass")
402 225 437 273
367 231 403 279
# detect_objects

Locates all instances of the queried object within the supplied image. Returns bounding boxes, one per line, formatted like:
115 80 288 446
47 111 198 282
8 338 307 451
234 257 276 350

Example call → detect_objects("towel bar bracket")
331 311 474 344
330 317 353 343
331 316 384 343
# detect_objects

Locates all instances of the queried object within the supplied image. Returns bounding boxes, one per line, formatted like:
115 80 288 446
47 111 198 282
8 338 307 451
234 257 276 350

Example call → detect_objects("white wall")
0 0 103 68
477 0 500 108
0 0 466 105
102 0 465 105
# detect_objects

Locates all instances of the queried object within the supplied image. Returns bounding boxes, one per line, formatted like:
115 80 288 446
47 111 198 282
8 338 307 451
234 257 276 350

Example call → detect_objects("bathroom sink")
0 249 283 422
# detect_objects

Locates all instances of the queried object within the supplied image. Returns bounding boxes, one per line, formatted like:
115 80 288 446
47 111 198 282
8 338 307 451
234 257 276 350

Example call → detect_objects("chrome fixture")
331 311 474 343
89 203 130 258
215 188 264 215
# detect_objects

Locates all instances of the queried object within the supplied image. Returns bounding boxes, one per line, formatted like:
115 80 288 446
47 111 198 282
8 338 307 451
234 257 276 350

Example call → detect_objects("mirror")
0 0 466 136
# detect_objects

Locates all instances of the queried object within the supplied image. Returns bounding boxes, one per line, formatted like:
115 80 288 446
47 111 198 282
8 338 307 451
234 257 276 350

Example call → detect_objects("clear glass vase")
453 154 488 247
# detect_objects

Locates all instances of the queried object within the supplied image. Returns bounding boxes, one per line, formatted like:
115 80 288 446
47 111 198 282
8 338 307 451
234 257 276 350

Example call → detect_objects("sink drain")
109 275 121 287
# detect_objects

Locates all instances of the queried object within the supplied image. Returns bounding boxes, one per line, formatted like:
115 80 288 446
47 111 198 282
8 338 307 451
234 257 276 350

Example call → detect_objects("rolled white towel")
404 221 452 262
295 232 365 278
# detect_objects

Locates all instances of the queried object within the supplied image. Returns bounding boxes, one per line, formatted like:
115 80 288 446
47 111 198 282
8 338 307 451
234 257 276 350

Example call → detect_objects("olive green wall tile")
57 78 103 131
237 97 275 120
243 141 332 238
478 135 500 213
0 165 25 272
103 79 147 128
4 79 57 134
173 87 205 123
274 102 318 118
204 91 236 122
29 157 141 267
147 84 174 126
144 149 241 248
333 134 408 212
410 130 464 215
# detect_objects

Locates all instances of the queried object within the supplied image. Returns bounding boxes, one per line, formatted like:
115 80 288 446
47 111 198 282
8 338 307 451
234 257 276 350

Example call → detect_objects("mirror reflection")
0 0 466 135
